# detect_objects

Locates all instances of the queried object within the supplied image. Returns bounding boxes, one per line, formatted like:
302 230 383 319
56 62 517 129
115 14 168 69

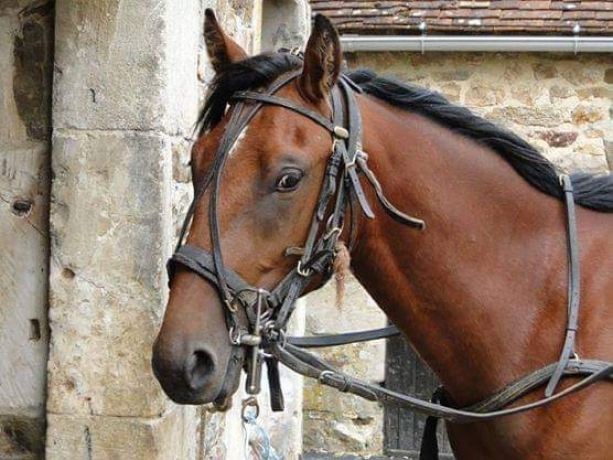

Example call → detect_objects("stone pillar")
0 1 53 459
47 1 201 459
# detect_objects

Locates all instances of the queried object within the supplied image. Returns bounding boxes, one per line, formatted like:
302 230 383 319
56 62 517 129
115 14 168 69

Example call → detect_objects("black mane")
198 54 613 212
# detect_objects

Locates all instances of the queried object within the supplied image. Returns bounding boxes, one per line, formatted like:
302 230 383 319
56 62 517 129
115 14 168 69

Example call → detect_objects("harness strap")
272 341 613 422
233 91 336 132
170 244 250 295
286 324 400 348
357 154 426 230
545 174 582 396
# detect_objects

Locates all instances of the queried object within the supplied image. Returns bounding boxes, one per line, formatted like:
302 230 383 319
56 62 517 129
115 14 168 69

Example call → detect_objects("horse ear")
299 14 342 103
204 9 248 74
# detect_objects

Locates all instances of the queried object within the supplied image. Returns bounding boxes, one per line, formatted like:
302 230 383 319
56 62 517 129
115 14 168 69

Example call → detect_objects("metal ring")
241 396 260 421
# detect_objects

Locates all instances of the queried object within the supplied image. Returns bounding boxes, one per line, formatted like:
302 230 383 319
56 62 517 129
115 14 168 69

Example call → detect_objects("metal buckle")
296 260 313 277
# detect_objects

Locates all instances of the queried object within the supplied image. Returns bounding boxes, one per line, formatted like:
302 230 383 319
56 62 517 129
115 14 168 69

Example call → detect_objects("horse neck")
350 96 573 405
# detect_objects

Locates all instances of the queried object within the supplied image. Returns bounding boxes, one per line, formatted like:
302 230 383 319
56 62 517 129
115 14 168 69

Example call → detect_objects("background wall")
302 50 613 457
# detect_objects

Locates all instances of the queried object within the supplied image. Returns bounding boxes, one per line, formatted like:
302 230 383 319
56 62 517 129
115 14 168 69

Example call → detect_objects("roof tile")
310 0 612 35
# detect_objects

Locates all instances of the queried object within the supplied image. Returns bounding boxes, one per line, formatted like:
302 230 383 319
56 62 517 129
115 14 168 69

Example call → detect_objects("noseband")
167 66 424 408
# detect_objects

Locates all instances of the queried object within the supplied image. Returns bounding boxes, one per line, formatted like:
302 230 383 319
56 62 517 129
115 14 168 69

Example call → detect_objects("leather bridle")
167 57 612 457
168 67 424 409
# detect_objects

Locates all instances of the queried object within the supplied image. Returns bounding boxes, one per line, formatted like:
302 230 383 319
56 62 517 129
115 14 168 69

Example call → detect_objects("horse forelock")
196 52 303 136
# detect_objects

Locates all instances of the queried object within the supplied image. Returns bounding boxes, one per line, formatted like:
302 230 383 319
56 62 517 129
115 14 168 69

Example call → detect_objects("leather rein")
167 64 613 448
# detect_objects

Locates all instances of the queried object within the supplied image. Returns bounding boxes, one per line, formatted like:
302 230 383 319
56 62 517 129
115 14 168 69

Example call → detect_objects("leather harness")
168 62 613 458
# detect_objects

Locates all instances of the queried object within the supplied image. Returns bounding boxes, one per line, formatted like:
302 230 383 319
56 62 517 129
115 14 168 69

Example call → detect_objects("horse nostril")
185 349 216 391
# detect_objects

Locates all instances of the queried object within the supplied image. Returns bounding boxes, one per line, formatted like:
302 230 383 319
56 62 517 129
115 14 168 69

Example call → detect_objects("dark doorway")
384 334 455 459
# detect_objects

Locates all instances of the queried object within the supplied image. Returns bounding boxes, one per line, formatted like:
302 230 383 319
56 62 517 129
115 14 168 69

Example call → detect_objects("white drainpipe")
341 35 613 54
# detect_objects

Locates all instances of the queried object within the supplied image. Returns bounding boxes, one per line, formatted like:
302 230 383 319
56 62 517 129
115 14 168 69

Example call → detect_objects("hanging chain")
241 397 282 460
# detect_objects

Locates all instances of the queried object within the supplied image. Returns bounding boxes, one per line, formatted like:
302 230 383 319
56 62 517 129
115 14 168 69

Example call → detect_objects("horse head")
152 11 346 407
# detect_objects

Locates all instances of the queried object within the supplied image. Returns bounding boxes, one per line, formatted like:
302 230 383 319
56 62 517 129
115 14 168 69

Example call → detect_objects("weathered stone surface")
572 104 605 124
532 63 557 80
53 0 199 134
576 86 613 99
48 131 172 418
605 132 613 170
465 84 505 107
537 130 579 148
605 68 613 84
437 82 462 102
437 68 473 82
509 83 548 106
46 408 200 460
561 64 604 86
260 0 310 52
486 106 568 128
549 84 576 99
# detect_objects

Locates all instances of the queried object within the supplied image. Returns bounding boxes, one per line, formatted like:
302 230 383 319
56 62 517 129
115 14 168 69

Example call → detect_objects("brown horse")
152 11 613 460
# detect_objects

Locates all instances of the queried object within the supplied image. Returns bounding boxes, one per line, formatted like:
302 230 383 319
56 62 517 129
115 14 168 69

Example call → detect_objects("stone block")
0 142 50 418
536 130 578 148
572 104 605 124
260 0 311 52
48 130 173 418
465 84 505 107
485 106 568 128
53 0 199 134
605 132 613 171
46 408 200 460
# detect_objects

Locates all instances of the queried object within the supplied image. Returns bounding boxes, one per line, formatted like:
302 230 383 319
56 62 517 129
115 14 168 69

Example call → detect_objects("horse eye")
275 169 303 192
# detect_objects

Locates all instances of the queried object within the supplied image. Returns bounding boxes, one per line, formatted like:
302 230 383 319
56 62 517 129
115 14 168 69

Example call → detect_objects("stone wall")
301 51 612 457
0 1 53 459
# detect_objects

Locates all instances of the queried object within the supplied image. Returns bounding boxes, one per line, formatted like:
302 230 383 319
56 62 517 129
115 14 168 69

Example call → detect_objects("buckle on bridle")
296 260 313 277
